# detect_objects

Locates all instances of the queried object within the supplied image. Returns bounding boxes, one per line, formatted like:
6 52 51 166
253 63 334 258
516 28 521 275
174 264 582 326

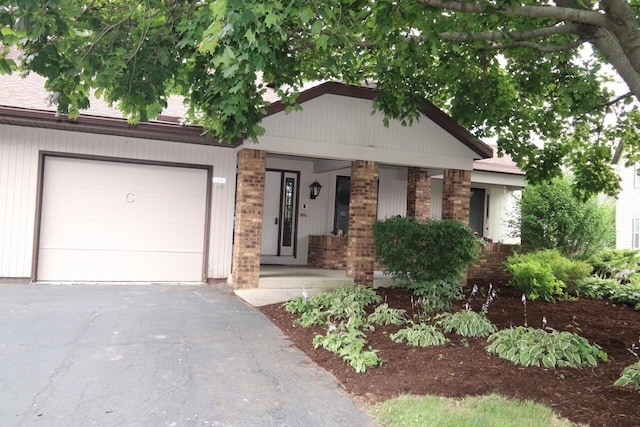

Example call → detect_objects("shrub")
374 217 482 311
588 248 640 284
615 361 640 391
506 250 592 296
486 326 608 368
573 276 621 299
513 176 615 259
505 259 565 301
436 310 497 338
574 277 640 310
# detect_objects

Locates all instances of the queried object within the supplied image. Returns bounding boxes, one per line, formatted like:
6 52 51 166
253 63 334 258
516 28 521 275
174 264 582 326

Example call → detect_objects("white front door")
260 170 299 258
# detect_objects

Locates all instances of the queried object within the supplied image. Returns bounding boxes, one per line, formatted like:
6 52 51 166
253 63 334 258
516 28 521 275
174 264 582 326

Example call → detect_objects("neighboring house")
614 150 640 249
0 72 524 287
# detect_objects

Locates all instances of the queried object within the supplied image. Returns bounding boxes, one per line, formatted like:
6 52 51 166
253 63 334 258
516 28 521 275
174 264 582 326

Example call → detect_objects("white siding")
259 95 478 171
616 160 640 249
0 124 236 279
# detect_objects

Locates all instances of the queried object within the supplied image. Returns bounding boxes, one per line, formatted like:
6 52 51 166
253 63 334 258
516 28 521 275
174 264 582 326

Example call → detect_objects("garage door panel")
38 249 203 282
42 187 207 224
39 217 205 252
46 158 208 195
38 157 209 282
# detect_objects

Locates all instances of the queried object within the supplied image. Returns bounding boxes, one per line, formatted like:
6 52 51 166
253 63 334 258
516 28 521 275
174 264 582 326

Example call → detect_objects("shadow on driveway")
0 284 377 426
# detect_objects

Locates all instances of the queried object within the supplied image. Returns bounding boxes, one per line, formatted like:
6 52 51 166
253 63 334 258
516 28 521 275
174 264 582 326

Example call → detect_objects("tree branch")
483 39 586 53
416 0 607 27
438 23 581 42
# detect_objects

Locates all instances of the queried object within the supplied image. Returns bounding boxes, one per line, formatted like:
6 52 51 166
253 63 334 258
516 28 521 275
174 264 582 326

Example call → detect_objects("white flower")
522 294 527 305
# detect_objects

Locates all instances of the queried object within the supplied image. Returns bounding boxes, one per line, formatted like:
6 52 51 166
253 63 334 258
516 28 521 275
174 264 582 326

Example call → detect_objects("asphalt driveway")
0 284 377 427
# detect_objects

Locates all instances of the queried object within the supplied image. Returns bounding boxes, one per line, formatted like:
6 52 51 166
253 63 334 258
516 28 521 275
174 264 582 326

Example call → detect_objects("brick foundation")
231 149 267 289
346 160 379 286
467 243 518 284
442 169 471 224
406 168 431 222
308 235 348 269
307 238 516 285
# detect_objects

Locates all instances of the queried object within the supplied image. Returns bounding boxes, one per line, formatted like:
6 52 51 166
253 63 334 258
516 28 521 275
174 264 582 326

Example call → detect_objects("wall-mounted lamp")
309 181 322 200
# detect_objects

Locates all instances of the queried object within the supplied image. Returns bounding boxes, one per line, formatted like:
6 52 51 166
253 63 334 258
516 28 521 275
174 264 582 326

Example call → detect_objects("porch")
234 265 397 307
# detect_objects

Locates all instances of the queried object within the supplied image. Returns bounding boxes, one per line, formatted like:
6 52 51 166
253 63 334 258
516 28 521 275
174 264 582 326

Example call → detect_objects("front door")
261 170 299 257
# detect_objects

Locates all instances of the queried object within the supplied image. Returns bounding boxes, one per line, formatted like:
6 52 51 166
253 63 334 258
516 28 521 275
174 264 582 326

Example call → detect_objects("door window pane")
333 176 351 235
282 178 294 246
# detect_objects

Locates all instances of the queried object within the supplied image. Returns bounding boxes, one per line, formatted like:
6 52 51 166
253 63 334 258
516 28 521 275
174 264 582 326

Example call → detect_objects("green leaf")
310 20 323 36
245 29 256 45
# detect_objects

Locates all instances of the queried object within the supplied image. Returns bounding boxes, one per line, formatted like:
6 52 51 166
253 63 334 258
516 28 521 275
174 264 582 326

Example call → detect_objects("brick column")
442 169 471 224
231 149 267 289
346 160 379 286
406 167 431 223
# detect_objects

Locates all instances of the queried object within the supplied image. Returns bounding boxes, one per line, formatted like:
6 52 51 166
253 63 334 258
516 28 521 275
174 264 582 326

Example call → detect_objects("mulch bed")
259 282 640 426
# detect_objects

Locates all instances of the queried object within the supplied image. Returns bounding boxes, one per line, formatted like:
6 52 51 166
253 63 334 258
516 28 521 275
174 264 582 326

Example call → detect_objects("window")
282 177 295 246
333 176 351 234
633 218 640 249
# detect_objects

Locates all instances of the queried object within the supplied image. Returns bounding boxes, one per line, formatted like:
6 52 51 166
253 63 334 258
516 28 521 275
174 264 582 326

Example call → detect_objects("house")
614 149 640 249
0 72 524 288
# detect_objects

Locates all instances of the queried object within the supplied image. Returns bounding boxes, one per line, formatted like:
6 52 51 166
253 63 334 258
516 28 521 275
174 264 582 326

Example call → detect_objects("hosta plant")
486 326 608 369
313 325 381 373
436 310 497 338
285 284 383 327
367 303 408 326
390 322 447 347
614 361 640 391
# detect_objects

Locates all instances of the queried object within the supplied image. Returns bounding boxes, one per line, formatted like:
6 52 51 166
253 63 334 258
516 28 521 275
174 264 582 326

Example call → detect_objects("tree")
1 1 639 197
513 175 616 259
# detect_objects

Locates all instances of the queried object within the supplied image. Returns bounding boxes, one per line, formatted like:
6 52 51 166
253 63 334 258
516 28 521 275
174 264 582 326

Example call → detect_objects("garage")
36 156 210 282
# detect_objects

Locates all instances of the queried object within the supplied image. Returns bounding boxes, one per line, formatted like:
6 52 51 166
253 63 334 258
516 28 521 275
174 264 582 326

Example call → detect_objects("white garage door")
37 157 209 282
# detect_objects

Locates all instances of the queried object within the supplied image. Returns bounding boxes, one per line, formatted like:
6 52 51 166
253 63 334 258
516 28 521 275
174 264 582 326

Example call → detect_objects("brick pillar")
406 167 431 223
231 149 267 289
442 169 471 224
346 160 379 286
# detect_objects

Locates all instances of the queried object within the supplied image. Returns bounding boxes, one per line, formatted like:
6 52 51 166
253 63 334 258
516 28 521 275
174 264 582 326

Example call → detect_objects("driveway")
0 284 377 427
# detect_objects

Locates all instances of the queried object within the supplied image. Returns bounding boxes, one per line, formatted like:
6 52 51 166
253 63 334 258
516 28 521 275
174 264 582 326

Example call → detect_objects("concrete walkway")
0 284 377 427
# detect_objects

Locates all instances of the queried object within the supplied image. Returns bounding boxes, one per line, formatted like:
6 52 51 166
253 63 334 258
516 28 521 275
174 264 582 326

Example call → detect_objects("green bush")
505 259 565 301
374 217 482 311
615 361 640 391
512 176 615 259
588 248 640 284
486 326 608 368
574 277 640 310
573 276 621 299
506 250 592 296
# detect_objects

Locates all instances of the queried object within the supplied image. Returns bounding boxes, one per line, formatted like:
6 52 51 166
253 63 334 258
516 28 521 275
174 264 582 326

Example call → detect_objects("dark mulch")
259 282 640 426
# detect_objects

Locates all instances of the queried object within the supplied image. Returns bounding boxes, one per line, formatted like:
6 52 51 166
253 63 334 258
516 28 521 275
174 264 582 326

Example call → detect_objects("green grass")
372 394 579 427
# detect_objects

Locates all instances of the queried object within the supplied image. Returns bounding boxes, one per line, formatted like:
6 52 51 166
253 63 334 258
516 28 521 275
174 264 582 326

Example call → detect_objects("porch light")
309 181 322 199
